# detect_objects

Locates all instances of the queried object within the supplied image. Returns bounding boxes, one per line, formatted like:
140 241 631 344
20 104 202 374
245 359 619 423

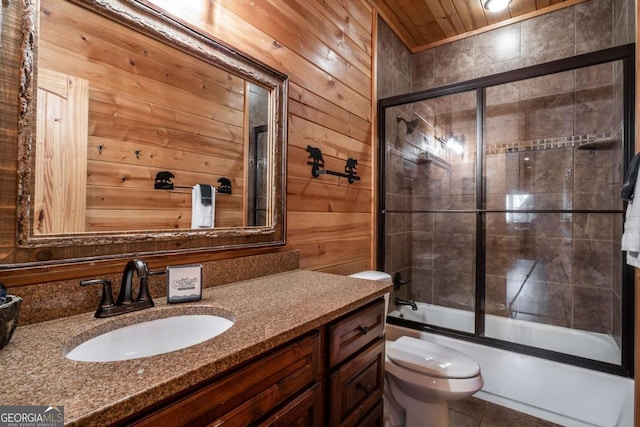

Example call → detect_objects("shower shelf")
417 151 451 170
576 139 619 150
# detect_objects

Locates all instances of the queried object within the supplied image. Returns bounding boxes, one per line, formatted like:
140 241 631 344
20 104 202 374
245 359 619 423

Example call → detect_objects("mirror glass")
16 0 287 255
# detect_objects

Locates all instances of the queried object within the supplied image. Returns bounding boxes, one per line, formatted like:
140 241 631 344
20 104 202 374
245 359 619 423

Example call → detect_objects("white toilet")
385 336 484 426
348 271 484 427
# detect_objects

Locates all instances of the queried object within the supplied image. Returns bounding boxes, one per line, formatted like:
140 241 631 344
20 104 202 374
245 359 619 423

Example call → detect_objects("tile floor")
450 398 561 427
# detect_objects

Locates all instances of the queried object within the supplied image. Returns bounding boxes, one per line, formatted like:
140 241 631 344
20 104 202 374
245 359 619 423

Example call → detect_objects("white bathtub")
387 305 633 427
389 302 621 364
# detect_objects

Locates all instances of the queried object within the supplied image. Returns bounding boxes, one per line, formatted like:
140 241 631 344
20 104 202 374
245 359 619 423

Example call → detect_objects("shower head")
396 115 419 135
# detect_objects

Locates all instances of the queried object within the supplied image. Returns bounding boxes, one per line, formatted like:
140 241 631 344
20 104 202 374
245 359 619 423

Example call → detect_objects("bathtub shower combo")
378 45 635 425
391 302 620 364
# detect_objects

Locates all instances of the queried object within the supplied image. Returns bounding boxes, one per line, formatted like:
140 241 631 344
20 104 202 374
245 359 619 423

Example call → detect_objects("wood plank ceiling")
373 0 582 52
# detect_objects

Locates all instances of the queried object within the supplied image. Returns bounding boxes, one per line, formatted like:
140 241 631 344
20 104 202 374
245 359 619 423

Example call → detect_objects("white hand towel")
622 171 640 267
191 184 215 228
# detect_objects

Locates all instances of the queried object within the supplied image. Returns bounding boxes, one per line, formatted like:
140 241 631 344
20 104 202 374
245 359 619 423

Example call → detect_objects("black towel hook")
305 146 360 184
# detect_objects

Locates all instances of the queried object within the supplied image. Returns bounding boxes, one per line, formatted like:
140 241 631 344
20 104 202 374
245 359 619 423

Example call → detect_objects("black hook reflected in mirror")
217 177 232 194
153 171 233 193
154 171 175 190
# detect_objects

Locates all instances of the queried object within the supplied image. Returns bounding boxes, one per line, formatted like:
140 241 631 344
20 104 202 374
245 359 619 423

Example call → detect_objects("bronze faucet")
116 259 151 306
81 259 156 318
395 297 418 311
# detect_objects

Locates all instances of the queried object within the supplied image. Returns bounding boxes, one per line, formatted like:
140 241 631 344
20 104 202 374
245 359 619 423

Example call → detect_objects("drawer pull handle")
357 383 372 394
357 325 369 335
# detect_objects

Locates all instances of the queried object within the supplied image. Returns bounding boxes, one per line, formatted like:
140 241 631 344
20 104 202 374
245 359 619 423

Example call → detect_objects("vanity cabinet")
327 299 386 427
128 332 322 427
121 298 386 427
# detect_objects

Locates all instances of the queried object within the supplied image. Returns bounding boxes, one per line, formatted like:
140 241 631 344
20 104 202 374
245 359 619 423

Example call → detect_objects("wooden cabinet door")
257 382 323 427
355 401 383 427
329 338 385 427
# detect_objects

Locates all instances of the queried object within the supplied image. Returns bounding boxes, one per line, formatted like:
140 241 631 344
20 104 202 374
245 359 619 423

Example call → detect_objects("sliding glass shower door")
379 45 634 376
483 63 626 365
384 91 477 335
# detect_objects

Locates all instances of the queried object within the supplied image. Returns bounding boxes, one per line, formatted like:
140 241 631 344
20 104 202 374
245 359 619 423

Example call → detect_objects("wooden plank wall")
0 0 375 281
0 2 23 265
39 0 246 232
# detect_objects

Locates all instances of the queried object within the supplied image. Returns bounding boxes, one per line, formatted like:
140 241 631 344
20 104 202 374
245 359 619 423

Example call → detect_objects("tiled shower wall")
411 0 633 91
377 18 413 300
481 67 625 337
379 0 634 339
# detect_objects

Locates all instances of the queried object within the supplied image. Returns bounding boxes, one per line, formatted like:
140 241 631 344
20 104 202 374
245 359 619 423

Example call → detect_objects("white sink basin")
65 314 234 362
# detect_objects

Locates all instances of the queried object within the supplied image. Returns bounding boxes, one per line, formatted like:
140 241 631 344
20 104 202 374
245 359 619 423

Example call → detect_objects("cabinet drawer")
257 382 323 427
329 299 385 367
131 332 320 427
329 338 385 427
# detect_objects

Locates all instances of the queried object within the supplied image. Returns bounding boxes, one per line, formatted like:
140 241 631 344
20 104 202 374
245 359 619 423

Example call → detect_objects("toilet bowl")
348 271 484 427
386 336 484 427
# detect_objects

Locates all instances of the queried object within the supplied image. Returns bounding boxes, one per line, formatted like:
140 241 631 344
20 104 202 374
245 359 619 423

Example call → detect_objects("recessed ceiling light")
484 0 511 12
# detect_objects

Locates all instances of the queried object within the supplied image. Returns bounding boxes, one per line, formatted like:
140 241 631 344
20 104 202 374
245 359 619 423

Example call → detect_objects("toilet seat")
385 354 483 398
387 336 480 379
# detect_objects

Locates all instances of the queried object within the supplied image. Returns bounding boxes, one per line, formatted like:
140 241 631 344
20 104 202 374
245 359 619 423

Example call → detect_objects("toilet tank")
348 271 392 329
348 271 392 283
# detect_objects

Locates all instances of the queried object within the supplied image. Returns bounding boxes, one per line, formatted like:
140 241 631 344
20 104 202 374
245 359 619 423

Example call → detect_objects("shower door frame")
377 44 636 377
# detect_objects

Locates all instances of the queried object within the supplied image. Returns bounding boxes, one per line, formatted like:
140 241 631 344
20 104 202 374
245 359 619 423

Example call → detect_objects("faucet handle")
393 272 410 291
80 279 115 315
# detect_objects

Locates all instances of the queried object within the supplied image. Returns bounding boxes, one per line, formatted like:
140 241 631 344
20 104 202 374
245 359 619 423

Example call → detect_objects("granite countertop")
0 270 391 426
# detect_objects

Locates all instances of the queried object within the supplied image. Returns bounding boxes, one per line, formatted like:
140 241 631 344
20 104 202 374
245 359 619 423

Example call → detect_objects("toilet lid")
387 336 481 379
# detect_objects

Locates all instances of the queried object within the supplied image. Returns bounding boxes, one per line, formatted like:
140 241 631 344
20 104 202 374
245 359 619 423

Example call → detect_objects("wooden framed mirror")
12 0 287 265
